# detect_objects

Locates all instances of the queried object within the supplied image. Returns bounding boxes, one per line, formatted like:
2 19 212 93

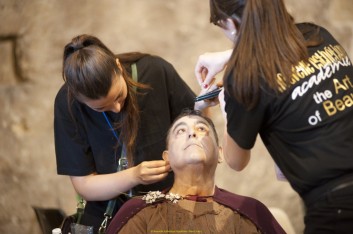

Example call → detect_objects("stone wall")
0 0 352 233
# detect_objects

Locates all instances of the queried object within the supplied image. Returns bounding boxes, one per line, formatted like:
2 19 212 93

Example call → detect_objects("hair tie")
72 44 84 52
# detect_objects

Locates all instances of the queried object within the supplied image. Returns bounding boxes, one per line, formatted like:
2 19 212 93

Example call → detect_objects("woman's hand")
70 160 170 201
133 160 171 185
194 49 232 87
194 85 221 110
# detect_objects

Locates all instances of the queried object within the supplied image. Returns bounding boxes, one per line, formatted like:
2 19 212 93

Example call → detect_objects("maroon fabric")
106 198 147 234
213 187 286 234
106 186 286 234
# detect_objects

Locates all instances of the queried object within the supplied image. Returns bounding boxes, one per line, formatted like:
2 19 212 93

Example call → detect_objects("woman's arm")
70 160 170 201
222 130 250 171
218 89 251 171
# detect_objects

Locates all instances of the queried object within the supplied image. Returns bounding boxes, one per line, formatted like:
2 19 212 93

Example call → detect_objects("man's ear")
217 146 224 163
162 150 169 162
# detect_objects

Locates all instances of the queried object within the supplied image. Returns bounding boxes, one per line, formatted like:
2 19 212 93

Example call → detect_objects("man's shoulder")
214 186 272 219
116 196 147 216
106 197 147 234
214 187 286 234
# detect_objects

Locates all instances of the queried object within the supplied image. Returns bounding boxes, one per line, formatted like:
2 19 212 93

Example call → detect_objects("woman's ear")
217 146 224 163
115 58 123 70
225 18 237 35
162 150 169 162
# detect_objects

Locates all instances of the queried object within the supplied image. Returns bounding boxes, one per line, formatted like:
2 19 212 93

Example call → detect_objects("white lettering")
291 56 351 100
308 110 322 125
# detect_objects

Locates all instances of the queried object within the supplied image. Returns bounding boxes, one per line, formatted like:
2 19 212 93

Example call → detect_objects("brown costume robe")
106 187 286 234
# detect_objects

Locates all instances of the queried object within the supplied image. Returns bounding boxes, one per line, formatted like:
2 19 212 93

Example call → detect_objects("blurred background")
0 0 352 233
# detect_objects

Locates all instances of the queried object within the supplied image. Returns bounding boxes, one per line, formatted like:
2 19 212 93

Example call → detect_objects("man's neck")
169 175 215 197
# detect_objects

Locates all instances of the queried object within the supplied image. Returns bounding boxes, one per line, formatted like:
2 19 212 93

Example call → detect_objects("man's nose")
188 132 197 138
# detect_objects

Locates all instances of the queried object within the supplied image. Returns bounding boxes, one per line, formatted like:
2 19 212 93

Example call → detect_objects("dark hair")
62 34 149 166
166 109 219 146
210 0 322 109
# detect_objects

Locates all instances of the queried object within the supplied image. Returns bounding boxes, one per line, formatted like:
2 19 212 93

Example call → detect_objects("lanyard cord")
98 63 137 233
102 112 127 157
102 62 137 166
99 112 130 234
102 112 119 141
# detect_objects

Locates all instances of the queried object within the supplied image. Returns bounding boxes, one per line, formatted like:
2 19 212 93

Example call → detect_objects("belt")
303 173 353 208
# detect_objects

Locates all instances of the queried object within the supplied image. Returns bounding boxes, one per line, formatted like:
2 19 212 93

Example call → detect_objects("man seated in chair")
107 109 285 234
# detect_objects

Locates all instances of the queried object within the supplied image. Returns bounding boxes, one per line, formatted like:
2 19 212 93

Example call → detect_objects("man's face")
164 115 220 170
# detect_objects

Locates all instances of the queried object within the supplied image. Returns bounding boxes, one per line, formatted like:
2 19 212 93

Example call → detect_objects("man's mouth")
184 143 202 150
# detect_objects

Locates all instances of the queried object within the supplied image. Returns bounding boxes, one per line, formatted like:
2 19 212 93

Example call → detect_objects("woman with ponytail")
55 34 207 233
195 0 353 233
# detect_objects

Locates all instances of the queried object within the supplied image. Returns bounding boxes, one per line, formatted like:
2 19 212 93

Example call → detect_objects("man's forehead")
172 115 208 129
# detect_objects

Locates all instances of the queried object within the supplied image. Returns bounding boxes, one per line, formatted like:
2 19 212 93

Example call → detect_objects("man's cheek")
201 137 213 150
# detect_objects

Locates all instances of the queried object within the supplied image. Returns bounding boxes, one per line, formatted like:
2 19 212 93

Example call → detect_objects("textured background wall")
0 1 352 233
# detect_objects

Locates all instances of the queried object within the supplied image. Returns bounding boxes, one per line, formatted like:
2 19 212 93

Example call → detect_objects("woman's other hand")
194 85 221 110
194 49 233 87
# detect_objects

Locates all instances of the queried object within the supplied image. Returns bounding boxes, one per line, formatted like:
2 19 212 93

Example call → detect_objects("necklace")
142 191 213 204
142 191 182 204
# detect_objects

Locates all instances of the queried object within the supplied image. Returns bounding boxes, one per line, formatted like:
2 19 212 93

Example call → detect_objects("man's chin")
185 154 206 164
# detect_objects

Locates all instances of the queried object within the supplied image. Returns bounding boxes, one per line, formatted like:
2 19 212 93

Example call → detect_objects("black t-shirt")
54 55 196 229
224 23 353 197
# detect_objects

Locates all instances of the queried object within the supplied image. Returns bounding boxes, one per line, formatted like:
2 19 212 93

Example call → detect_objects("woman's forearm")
70 167 139 201
70 159 170 201
222 130 250 171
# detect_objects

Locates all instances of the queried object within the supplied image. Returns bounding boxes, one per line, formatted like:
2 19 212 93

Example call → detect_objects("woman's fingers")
137 160 171 184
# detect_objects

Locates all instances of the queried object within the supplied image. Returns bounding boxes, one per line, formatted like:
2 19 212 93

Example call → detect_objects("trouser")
304 181 353 234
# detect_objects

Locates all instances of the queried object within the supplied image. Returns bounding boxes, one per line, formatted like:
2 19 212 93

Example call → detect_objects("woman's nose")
110 102 121 113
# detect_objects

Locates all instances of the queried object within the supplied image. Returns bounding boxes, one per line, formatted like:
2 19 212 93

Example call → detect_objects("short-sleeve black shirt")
54 55 196 227
224 23 353 197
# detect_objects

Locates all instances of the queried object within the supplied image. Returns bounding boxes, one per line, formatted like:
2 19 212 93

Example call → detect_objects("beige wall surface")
0 1 352 233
